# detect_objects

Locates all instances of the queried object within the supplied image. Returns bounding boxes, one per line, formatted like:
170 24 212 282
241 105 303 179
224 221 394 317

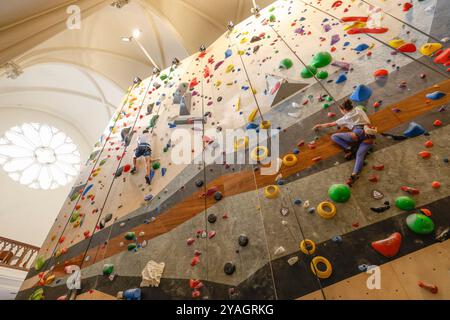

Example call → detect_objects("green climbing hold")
125 232 136 240
70 192 79 202
127 243 137 251
152 162 161 170
103 264 114 276
311 52 332 68
34 256 45 271
279 58 293 70
328 184 351 203
406 213 435 234
148 115 159 129
269 14 276 22
301 65 317 78
160 74 168 81
316 70 329 80
99 158 107 166
326 96 333 102
29 288 44 300
395 196 416 211
70 211 80 223
323 103 330 109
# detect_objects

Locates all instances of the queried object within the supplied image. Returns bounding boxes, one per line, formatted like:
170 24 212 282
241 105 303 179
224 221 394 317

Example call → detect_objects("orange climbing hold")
434 48 450 66
400 186 420 195
424 140 433 148
374 69 388 78
420 208 432 216
372 164 385 171
418 281 438 294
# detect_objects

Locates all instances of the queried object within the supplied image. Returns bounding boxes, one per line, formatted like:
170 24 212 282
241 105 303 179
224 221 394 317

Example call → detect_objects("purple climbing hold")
331 34 340 45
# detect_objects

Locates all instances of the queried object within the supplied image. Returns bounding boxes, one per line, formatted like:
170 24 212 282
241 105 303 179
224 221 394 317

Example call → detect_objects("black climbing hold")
99 213 113 229
238 235 249 247
195 180 204 187
224 262 236 275
115 166 124 178
208 214 217 224
214 192 223 201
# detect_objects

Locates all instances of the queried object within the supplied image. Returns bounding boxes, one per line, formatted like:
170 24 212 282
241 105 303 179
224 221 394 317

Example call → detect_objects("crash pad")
395 196 416 211
406 213 435 234
328 184 351 203
371 232 402 258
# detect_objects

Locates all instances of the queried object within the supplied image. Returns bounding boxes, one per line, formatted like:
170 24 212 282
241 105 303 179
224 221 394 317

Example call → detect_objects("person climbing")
313 99 376 187
130 129 154 185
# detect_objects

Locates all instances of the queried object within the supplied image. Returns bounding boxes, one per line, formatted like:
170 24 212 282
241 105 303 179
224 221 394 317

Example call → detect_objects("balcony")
0 236 39 272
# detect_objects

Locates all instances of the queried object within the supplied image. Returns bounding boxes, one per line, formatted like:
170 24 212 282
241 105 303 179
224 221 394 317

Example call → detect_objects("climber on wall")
130 129 154 185
313 99 376 187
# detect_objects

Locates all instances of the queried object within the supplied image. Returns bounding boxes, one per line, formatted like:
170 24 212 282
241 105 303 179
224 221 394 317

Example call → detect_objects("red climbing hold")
191 256 200 267
433 119 442 127
403 2 413 12
418 281 438 294
371 232 402 258
400 186 420 195
398 43 416 53
347 27 388 35
372 164 385 171
341 16 368 22
424 140 433 148
187 238 195 246
189 279 201 289
418 151 431 159
192 290 201 298
434 48 450 65
123 164 131 173
331 0 342 9
431 181 441 189
374 69 388 78
368 174 379 182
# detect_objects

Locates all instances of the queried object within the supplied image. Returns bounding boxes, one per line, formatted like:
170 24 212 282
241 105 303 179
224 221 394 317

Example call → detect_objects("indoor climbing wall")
19 0 450 300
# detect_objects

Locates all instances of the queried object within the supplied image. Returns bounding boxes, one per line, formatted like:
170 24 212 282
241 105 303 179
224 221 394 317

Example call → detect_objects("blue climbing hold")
123 288 141 300
246 123 259 130
225 49 232 59
292 148 300 154
403 122 427 138
332 235 342 243
354 43 369 52
426 91 446 100
82 184 93 197
294 199 302 205
350 85 372 102
335 73 347 84
277 179 286 185
144 194 154 202
161 168 167 177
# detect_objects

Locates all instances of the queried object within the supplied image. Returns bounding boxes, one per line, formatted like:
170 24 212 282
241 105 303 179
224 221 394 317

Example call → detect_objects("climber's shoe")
130 167 137 174
346 173 359 187
344 147 356 161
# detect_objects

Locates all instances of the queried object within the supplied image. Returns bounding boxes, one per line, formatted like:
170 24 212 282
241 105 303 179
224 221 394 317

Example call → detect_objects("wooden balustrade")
0 237 40 272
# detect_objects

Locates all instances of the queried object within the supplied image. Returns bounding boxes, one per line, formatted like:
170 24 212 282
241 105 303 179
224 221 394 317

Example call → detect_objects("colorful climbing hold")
419 43 442 56
300 65 317 78
311 52 332 68
350 85 372 102
316 70 329 80
426 91 446 100
395 196 416 211
328 184 351 203
406 213 435 234
335 73 347 84
279 58 293 70
371 232 402 258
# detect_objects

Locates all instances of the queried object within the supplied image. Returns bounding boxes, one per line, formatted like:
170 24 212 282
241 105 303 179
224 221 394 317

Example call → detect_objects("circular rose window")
0 123 81 189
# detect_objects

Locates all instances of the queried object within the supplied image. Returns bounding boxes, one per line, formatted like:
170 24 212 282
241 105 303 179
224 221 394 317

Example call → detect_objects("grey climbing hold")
224 262 236 275
195 180 204 187
99 213 113 229
214 192 223 201
207 214 217 224
238 235 249 247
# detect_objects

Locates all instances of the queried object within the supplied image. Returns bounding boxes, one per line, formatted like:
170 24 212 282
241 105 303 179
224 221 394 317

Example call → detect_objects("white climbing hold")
140 261 165 288
274 246 286 256
287 256 299 266
303 200 310 208
281 220 288 226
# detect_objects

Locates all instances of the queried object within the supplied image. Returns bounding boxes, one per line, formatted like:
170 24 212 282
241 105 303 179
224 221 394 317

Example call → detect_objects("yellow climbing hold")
235 97 241 111
248 108 258 122
240 38 248 44
317 201 337 219
264 185 280 199
343 21 366 31
226 64 235 73
251 146 269 162
310 256 333 279
300 239 316 255
389 38 405 48
260 120 271 129
419 43 442 56
282 154 298 167
215 80 222 87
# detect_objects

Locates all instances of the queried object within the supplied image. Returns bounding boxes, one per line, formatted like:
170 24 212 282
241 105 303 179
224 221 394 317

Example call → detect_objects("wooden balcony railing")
0 237 40 272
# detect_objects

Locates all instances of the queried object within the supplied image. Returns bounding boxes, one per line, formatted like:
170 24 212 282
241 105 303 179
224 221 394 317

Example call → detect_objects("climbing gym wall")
18 0 450 300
